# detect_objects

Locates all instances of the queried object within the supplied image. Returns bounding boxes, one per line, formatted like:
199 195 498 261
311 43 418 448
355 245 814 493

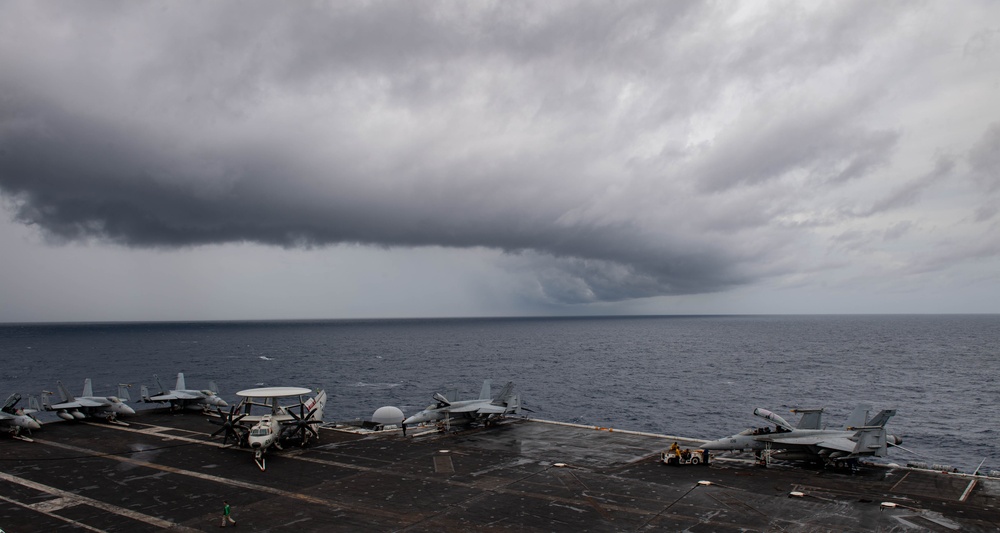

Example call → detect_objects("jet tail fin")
208 381 220 395
508 394 521 415
479 380 492 400
853 427 889 457
117 384 132 402
56 381 74 403
865 409 896 427
140 385 152 402
82 378 94 398
792 408 824 429
29 395 41 412
844 404 873 429
175 373 186 391
492 382 515 405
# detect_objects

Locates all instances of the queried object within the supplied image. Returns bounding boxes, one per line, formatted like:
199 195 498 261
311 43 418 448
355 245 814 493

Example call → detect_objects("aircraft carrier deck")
1 412 999 532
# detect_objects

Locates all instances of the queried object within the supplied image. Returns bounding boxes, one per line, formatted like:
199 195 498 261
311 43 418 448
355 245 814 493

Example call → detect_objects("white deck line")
529 418 710 444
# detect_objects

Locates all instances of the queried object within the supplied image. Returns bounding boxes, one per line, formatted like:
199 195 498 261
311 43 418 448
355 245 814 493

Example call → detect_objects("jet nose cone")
699 439 729 451
403 414 425 426
216 398 228 407
26 419 41 430
122 405 136 415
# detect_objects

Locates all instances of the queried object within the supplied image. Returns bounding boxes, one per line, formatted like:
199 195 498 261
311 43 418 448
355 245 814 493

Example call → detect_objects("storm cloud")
2 1 999 307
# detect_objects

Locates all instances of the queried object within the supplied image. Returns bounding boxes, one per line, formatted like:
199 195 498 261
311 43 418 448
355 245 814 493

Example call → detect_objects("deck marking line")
0 493 104 532
0 470 195 531
32 438 413 521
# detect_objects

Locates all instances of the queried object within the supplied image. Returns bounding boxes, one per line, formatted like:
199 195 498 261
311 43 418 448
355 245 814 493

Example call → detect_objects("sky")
1 1 999 322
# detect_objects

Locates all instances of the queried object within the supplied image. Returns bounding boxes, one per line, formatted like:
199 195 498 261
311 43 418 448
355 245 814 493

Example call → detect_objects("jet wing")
146 393 180 402
73 398 107 408
764 435 857 453
447 404 484 414
473 405 509 415
49 398 110 409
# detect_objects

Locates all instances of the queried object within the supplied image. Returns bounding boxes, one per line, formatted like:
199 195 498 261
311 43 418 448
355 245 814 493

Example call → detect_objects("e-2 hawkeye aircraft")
701 404 902 467
403 380 524 429
32 379 135 424
140 373 227 411
1 393 41 441
208 386 326 471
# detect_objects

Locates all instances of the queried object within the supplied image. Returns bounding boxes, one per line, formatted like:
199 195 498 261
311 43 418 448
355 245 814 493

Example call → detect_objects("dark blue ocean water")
1 315 997 473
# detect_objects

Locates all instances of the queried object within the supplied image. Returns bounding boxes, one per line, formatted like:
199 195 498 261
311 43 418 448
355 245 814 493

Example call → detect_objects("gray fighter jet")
403 380 522 427
140 373 227 411
1 393 41 441
34 379 136 423
701 404 902 467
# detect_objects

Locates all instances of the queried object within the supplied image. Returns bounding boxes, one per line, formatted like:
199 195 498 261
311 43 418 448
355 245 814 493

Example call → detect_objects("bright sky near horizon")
1 1 999 322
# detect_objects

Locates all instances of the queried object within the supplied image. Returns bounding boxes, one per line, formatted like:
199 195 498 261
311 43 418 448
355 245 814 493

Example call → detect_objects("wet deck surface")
1 413 999 531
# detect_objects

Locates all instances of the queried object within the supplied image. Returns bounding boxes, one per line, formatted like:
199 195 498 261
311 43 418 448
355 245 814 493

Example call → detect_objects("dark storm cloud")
0 1 985 304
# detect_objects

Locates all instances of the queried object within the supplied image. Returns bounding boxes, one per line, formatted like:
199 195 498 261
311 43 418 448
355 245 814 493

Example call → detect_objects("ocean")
1 315 997 474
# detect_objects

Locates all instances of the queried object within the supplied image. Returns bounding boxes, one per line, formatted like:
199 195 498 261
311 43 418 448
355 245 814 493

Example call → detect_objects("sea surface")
1 315 997 474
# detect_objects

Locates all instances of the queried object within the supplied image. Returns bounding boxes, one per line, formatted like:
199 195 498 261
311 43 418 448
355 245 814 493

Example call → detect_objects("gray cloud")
1 1 997 306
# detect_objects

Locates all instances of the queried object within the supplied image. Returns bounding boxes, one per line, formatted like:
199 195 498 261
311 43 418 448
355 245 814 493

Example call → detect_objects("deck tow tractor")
661 442 710 466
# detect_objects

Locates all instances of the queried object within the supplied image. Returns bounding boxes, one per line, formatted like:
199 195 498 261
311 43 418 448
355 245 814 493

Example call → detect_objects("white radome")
372 406 405 426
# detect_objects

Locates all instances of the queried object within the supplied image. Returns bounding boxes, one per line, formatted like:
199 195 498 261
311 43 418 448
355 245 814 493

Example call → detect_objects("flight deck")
1 413 998 531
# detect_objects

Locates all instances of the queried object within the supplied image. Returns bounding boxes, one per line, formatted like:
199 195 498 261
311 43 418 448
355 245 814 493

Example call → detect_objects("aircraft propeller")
209 406 248 446
281 403 322 444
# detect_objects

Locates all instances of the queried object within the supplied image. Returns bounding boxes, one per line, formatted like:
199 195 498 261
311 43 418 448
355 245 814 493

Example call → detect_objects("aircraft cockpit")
250 426 272 437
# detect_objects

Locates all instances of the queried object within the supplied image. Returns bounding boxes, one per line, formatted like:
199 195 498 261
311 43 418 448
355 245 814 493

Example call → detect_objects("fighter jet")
34 379 136 424
701 404 902 467
140 373 227 411
403 380 523 428
1 393 41 441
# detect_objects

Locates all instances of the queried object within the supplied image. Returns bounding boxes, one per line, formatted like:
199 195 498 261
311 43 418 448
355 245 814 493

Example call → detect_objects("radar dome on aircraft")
372 406 405 426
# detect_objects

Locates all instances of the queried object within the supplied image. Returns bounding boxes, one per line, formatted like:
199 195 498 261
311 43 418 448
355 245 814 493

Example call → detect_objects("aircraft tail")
492 382 515 405
865 409 896 427
792 408 824 430
56 381 74 403
140 385 152 402
508 394 522 415
307 390 327 422
29 395 42 412
117 384 132 402
82 378 94 398
175 373 186 391
208 381 220 395
844 404 873 429
479 380 492 400
40 393 53 410
853 426 889 457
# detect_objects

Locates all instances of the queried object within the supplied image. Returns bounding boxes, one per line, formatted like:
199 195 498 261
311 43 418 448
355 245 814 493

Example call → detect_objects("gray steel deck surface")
0 413 998 531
